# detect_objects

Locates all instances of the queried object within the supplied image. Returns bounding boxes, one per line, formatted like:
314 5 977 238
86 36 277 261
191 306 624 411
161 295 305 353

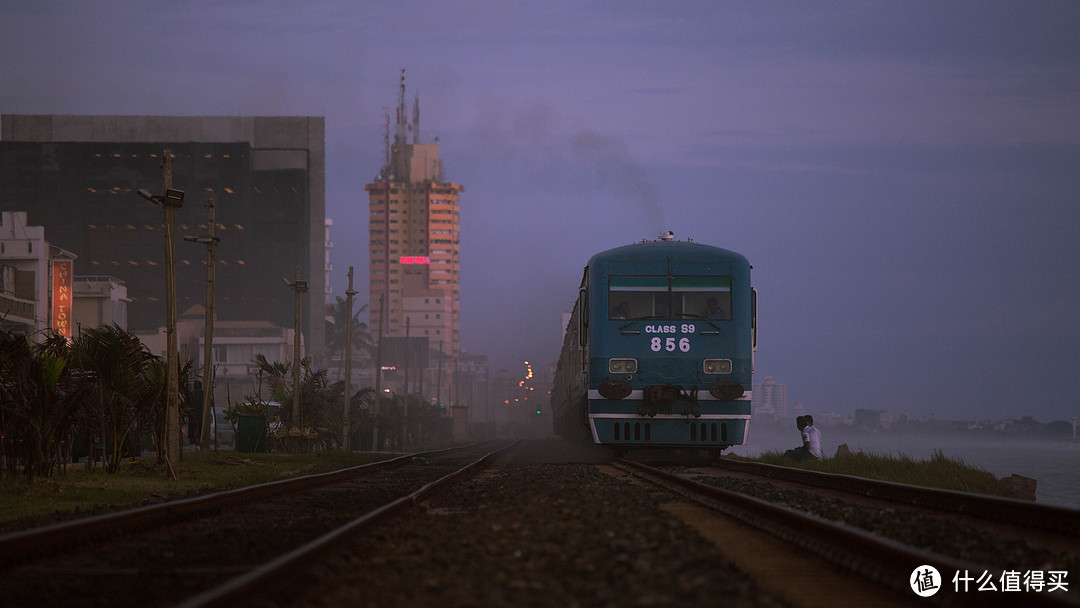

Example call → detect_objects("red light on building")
399 256 430 265
52 259 73 338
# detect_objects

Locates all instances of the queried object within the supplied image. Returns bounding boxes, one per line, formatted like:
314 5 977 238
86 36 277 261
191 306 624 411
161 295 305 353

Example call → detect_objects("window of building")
230 346 254 363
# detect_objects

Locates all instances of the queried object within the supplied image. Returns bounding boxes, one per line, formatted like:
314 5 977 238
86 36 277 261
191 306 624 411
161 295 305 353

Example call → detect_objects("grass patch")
0 450 397 526
734 449 1020 498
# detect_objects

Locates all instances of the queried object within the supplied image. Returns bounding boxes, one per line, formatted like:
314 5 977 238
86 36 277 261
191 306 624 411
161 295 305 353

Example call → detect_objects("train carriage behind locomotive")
552 233 756 452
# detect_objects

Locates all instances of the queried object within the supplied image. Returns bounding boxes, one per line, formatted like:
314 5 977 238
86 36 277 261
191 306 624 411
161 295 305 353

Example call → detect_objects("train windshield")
673 276 732 320
608 275 731 320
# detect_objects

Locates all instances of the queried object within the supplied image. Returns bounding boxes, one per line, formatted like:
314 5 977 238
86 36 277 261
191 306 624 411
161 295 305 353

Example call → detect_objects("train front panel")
584 241 753 449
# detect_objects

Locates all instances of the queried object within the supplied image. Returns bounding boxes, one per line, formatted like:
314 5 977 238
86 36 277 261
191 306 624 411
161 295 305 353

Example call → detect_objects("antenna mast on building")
395 68 408 145
412 93 420 145
383 111 391 178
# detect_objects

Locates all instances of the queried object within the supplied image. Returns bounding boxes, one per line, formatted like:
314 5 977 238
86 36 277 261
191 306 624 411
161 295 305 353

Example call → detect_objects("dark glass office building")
0 115 326 359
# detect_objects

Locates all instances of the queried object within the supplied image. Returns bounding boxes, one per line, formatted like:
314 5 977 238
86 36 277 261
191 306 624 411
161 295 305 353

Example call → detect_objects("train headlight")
608 358 638 374
703 359 732 374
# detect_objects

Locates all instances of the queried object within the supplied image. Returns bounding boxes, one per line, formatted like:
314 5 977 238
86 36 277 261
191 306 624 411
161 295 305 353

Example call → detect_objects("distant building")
0 114 327 364
323 217 334 312
752 376 788 421
0 210 76 338
456 351 493 437
73 275 128 330
365 74 463 397
136 307 300 407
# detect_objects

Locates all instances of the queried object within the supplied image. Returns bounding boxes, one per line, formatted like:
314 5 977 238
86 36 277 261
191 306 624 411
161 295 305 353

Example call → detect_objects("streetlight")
343 266 357 450
183 198 219 451
138 188 185 208
138 164 184 476
373 293 385 451
284 267 307 428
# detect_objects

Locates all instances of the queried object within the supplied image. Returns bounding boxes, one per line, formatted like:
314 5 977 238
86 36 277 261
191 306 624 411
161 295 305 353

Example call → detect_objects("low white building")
136 307 303 408
73 275 129 331
0 211 75 339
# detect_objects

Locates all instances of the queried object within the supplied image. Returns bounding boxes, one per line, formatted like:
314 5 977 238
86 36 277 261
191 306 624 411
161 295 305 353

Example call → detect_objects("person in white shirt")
784 415 822 460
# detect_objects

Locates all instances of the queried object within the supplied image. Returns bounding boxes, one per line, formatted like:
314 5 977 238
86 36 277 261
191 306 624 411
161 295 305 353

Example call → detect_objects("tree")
67 325 159 473
248 353 292 419
324 297 373 378
243 354 380 452
346 385 375 450
139 357 193 465
0 331 72 480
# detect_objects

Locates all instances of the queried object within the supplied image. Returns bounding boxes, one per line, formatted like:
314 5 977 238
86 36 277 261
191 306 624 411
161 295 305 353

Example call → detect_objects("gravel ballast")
284 459 787 608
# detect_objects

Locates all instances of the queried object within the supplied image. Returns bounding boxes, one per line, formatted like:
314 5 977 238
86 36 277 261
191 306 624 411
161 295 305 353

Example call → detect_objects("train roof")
588 235 749 268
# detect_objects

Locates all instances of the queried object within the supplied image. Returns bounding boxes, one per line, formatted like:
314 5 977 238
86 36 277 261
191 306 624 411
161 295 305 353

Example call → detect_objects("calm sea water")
728 424 1080 511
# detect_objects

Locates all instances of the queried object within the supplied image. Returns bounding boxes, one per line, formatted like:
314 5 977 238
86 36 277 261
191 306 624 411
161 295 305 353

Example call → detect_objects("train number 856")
650 337 690 352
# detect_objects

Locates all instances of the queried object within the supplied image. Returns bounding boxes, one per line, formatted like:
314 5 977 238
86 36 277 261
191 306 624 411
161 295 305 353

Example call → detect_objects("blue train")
551 232 755 453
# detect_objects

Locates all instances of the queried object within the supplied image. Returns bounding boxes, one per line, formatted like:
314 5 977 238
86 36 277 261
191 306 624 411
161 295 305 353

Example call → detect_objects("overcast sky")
3 1 1078 422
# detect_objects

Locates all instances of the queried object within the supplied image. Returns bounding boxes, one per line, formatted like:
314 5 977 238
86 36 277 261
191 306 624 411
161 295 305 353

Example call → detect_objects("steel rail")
178 441 517 608
0 444 478 566
614 459 1078 608
709 457 1080 536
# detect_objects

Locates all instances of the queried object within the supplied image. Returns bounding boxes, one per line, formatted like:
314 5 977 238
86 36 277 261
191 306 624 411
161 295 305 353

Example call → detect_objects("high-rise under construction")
365 72 463 367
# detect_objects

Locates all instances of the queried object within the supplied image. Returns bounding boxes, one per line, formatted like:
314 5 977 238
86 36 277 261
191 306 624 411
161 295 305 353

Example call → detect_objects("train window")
609 276 667 319
609 275 731 320
673 276 731 320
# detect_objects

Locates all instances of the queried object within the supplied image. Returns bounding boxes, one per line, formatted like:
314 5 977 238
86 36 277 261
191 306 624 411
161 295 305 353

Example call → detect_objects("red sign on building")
52 259 73 338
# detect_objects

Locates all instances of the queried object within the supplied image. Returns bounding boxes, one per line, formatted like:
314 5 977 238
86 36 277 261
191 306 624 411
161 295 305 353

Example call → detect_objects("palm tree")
324 297 373 379
0 330 73 480
67 325 158 473
248 353 292 421
139 357 193 465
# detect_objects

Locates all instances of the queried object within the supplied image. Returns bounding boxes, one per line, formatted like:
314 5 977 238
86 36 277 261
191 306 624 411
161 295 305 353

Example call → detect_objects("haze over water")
729 425 1080 510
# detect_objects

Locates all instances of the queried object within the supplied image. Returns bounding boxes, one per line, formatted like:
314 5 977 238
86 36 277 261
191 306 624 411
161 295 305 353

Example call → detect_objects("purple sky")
3 1 1078 422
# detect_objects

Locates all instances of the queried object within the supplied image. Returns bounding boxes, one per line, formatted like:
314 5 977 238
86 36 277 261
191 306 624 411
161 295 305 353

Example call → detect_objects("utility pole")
138 152 184 479
184 199 219 451
436 339 443 408
403 316 410 449
162 153 179 473
373 293 385 450
343 266 357 450
284 267 307 427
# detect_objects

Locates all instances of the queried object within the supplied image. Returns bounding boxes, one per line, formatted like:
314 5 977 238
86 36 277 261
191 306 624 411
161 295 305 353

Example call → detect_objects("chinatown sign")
52 259 74 338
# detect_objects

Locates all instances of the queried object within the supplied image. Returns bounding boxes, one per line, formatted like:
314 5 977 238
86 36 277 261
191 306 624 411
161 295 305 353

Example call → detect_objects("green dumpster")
236 414 267 453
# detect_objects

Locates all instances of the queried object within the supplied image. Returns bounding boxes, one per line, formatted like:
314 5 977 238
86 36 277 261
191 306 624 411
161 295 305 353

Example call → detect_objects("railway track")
614 458 1080 607
706 457 1080 536
0 441 513 607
